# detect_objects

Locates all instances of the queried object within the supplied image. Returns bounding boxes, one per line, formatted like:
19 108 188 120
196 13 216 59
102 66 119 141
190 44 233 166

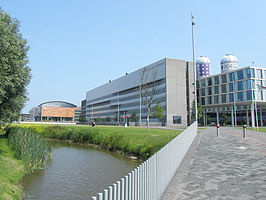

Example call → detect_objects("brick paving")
161 127 266 200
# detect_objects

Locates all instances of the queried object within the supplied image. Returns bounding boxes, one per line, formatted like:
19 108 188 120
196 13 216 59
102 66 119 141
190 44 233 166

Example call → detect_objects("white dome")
196 56 210 64
220 54 238 65
220 54 238 73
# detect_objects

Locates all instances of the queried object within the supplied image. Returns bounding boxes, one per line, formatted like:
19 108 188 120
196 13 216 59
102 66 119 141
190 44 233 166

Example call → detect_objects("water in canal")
22 141 140 200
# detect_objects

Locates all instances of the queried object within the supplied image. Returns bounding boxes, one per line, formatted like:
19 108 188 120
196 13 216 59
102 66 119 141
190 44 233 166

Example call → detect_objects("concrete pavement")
161 127 266 200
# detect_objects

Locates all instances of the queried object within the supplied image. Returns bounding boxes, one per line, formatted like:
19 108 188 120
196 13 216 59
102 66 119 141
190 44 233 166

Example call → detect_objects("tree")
131 111 138 122
152 100 164 122
0 9 31 123
191 100 202 122
139 67 158 131
79 117 87 123
106 117 111 122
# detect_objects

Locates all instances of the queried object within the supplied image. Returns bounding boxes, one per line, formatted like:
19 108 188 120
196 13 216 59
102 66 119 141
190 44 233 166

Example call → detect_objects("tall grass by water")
14 124 181 160
6 126 51 172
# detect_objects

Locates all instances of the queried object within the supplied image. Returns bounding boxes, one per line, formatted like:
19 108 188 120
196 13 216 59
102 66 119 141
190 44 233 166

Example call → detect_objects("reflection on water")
22 141 140 200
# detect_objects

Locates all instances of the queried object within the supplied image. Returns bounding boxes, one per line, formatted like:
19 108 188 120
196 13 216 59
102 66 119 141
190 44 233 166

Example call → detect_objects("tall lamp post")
191 13 198 123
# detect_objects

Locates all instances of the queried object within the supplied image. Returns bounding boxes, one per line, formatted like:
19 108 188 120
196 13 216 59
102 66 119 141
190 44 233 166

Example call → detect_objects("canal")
22 141 141 200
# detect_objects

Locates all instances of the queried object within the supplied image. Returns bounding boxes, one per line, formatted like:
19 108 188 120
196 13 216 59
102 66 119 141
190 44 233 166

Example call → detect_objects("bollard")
217 124 220 137
98 193 103 200
243 124 247 139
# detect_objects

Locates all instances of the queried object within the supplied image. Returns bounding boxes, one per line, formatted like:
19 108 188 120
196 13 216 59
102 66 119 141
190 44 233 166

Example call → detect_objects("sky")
1 0 266 113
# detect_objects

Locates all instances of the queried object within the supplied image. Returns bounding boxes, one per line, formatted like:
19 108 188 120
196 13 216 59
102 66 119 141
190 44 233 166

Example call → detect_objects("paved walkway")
161 127 266 200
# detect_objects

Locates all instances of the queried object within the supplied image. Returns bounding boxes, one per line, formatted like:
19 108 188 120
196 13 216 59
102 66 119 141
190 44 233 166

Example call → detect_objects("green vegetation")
245 127 266 133
6 126 51 173
152 100 164 122
13 124 181 159
0 130 25 200
0 8 31 123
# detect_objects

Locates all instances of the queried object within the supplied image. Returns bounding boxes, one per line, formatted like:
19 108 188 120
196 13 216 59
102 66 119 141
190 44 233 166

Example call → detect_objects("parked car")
209 122 217 126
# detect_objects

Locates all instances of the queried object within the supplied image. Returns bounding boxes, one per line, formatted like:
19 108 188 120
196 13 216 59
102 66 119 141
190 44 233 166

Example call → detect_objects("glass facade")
237 70 244 80
238 81 244 91
246 68 254 78
197 67 266 106
229 72 235 82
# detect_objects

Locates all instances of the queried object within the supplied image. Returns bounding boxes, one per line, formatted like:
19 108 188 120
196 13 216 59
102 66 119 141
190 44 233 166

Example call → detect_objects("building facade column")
203 109 206 126
231 106 234 127
251 103 255 128
216 107 219 125
246 109 249 127
260 108 263 127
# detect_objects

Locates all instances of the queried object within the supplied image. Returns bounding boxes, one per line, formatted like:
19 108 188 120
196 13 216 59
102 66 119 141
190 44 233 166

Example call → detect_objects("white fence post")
93 122 197 200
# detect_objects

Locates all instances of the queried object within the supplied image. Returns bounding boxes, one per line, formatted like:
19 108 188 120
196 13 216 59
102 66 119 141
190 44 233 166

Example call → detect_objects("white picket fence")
91 122 197 200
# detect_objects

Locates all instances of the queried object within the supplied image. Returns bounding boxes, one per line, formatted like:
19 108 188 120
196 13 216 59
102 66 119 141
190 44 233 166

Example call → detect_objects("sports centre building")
29 101 79 122
197 54 266 127
86 58 195 126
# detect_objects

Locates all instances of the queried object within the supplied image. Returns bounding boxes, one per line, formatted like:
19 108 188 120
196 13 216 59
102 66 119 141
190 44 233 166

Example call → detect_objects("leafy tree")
191 100 202 122
152 100 164 122
79 117 87 123
131 111 138 122
106 117 111 122
95 117 102 122
0 9 31 123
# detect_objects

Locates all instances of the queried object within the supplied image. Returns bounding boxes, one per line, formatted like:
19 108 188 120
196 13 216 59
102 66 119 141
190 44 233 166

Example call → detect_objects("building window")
246 68 254 78
246 90 252 100
208 78 213 86
202 88 206 96
208 96 212 104
229 72 235 82
214 76 219 85
208 87 212 95
173 116 181 124
222 84 227 93
238 81 244 91
256 91 262 100
237 70 244 80
214 95 219 104
229 83 234 92
246 80 253 89
222 94 227 103
257 69 262 79
201 79 206 87
221 74 227 83
229 93 234 102
201 97 205 105
214 86 219 94
237 92 244 101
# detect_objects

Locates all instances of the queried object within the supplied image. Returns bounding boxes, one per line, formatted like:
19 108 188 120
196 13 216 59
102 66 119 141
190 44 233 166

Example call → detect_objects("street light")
191 13 198 123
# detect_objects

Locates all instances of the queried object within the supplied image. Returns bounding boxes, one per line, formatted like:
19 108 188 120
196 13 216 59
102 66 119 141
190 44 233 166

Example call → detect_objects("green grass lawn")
12 124 182 159
0 132 25 200
246 127 266 133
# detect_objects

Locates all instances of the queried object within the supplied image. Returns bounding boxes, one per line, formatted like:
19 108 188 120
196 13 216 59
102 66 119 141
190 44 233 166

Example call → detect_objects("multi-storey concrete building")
86 58 195 126
197 55 266 127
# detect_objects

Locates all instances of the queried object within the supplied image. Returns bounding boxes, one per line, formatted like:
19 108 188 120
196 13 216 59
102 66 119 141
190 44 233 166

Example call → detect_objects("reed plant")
6 126 51 173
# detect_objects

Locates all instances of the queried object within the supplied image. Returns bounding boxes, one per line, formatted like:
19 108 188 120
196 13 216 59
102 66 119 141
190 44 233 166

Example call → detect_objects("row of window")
198 68 265 88
200 90 264 105
199 80 264 96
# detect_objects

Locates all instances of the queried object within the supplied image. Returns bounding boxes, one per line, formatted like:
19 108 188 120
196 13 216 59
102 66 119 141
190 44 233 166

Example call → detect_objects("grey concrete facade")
86 58 195 126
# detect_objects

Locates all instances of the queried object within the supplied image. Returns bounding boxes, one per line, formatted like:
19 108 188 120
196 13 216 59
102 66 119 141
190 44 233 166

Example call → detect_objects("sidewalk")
161 127 266 200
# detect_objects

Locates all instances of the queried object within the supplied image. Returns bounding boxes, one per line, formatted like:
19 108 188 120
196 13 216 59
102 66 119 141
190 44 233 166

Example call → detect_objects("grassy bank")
0 132 25 200
13 124 181 159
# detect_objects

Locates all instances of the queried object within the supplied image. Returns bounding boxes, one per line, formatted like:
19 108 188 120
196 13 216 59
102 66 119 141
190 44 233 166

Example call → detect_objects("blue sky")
1 0 266 113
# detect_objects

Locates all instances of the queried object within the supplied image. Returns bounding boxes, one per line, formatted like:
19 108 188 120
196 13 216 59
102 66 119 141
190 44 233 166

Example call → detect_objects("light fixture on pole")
191 13 198 123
